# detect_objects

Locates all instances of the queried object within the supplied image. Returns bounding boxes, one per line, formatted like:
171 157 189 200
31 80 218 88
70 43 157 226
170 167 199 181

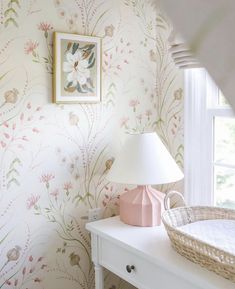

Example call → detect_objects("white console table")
86 216 235 289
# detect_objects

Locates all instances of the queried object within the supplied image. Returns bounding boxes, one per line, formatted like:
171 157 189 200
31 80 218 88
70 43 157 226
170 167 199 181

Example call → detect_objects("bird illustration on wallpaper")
53 32 101 104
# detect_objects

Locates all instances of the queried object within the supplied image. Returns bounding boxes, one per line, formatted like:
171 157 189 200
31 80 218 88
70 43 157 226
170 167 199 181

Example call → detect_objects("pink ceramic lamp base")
120 185 165 227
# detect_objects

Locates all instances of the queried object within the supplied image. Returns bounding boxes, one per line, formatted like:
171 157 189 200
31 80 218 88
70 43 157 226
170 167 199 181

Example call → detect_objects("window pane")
214 117 235 165
218 91 229 106
215 166 235 209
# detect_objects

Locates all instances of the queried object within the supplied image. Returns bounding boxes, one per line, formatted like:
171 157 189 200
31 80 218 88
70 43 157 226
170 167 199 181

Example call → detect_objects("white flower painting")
63 51 90 87
53 33 101 103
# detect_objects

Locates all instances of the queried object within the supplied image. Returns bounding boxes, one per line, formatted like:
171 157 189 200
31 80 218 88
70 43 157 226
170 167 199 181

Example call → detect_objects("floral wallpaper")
0 1 183 289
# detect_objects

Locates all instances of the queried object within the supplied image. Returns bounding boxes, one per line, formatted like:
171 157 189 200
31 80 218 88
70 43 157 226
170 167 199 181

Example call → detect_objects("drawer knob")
126 265 135 273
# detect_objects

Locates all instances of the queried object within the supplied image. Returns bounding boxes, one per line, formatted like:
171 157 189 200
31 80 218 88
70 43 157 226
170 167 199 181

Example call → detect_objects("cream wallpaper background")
0 0 183 288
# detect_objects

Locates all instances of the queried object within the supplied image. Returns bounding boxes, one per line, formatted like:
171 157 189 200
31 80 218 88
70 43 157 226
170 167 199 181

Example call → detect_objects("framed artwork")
53 32 101 103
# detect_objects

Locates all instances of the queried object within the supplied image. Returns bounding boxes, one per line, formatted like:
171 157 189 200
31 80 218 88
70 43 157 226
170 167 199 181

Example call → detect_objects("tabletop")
86 216 235 289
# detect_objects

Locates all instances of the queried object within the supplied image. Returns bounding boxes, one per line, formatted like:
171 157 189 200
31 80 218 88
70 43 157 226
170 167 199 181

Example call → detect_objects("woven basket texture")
162 206 235 282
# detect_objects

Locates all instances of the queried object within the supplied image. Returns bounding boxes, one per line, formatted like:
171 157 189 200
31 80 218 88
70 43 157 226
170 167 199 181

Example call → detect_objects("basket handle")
164 191 186 210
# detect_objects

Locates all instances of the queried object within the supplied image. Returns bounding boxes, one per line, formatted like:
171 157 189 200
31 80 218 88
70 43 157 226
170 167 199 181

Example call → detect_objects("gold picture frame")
53 32 101 103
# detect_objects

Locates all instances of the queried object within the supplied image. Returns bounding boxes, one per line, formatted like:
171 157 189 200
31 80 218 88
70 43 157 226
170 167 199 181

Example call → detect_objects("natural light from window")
214 93 235 209
184 69 235 208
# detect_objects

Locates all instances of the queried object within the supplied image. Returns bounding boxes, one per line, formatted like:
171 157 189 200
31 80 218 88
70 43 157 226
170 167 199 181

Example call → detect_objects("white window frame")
184 68 235 206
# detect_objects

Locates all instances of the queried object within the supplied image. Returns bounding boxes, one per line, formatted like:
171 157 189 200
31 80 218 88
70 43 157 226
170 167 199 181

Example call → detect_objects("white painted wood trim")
184 68 235 206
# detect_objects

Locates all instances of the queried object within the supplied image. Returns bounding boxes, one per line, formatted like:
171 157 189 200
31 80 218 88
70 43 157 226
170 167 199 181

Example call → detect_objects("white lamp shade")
106 132 184 185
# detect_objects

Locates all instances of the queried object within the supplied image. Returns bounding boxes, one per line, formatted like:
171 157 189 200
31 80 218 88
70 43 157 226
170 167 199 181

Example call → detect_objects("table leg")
94 263 104 289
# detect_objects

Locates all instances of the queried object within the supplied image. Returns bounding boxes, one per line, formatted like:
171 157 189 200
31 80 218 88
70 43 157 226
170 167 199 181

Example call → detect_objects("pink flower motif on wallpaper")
50 189 59 200
40 173 55 183
38 22 53 32
101 185 119 216
25 23 53 74
38 22 53 39
122 99 156 134
40 173 55 189
26 195 40 210
129 99 140 112
103 37 132 76
64 182 73 191
4 254 46 287
24 40 39 55
64 182 73 196
0 98 44 189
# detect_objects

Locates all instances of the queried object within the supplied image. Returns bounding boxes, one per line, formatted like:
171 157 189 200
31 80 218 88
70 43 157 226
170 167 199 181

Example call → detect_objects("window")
184 69 235 208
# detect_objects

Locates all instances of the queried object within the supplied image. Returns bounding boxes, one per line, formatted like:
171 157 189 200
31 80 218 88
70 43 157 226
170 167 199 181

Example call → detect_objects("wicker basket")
162 205 235 282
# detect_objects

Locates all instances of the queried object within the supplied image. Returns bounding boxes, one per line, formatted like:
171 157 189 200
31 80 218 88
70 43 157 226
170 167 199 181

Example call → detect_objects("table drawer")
99 238 200 289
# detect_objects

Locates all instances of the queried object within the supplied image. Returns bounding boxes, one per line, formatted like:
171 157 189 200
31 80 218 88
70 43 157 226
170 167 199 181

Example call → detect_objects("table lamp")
106 132 184 226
